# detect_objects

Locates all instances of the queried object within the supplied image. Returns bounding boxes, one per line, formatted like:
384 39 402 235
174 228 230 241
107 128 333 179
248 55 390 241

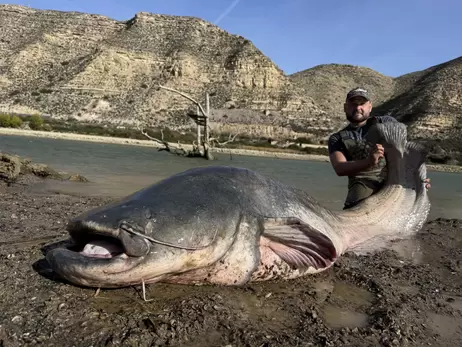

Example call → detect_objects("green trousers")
343 178 385 210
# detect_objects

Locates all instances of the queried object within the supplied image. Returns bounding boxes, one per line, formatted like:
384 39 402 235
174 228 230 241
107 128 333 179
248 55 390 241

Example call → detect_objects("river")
1 134 461 220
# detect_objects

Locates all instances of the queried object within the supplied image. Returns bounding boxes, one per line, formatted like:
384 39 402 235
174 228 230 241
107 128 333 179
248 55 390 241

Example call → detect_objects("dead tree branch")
209 133 240 147
158 84 208 118
141 85 239 160
140 128 167 146
154 85 214 160
139 127 195 157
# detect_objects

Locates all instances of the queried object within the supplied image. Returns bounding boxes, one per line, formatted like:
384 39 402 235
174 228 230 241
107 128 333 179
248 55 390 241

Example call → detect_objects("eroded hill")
0 5 328 143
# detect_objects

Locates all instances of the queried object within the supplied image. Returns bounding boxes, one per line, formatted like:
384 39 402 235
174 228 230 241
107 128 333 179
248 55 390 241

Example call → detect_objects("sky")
6 0 462 77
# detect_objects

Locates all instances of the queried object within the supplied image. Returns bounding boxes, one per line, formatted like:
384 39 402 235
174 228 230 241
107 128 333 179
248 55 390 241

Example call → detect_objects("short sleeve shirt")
328 116 397 160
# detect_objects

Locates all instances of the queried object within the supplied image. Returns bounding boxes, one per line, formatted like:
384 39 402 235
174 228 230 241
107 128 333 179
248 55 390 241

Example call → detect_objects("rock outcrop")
0 5 326 142
291 58 462 156
289 64 396 121
373 57 462 153
0 152 89 183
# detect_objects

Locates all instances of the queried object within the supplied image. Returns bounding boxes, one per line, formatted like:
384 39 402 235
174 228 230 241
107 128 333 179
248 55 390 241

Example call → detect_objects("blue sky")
7 0 462 77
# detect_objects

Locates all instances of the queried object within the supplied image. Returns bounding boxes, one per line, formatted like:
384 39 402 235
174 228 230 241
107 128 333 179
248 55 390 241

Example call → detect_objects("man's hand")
368 144 385 165
424 178 431 190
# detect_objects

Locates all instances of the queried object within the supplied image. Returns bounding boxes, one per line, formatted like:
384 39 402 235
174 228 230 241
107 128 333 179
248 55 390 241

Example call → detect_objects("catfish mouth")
70 220 151 258
67 231 126 260
45 220 151 287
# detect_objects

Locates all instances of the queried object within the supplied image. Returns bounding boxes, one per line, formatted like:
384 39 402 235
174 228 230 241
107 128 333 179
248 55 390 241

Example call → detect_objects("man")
328 87 430 209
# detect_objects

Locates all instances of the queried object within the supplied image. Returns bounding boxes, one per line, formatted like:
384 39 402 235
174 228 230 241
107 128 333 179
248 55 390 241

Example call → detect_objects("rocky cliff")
0 4 327 142
0 5 461 154
373 57 462 153
289 64 396 121
291 58 462 157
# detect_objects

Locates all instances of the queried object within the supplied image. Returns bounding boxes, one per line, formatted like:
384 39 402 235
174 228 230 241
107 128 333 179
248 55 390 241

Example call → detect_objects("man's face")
344 96 372 124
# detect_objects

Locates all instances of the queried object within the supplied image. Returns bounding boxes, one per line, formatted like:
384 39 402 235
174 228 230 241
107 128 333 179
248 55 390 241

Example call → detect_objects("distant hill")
291 58 462 160
0 5 460 159
373 57 462 154
289 64 396 121
0 4 327 143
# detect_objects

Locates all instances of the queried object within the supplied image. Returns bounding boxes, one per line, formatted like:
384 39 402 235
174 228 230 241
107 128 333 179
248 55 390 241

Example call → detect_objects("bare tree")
140 84 238 160
209 133 240 147
139 128 200 157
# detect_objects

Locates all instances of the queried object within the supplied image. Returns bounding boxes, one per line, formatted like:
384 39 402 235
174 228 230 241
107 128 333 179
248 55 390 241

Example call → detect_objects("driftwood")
209 133 240 147
140 85 238 160
139 128 203 158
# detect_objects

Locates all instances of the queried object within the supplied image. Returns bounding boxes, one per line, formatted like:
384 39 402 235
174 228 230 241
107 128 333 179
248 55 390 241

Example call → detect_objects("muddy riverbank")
0 175 461 347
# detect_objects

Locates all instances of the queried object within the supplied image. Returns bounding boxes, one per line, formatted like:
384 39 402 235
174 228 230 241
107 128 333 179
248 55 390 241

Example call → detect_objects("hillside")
0 5 460 157
290 58 462 158
289 64 396 121
373 57 462 153
0 4 329 143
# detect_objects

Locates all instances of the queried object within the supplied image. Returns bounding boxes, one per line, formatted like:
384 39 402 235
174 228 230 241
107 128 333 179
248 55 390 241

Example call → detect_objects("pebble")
11 316 22 323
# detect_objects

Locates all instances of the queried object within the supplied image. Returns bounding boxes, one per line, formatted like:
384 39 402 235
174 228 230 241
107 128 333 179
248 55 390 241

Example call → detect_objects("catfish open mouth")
65 220 151 259
54 221 150 264
45 220 153 287
70 234 126 259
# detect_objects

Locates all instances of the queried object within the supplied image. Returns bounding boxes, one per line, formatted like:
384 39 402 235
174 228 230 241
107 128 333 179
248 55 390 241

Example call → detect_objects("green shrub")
42 124 52 131
0 114 23 128
9 115 23 128
28 115 44 130
0 114 12 127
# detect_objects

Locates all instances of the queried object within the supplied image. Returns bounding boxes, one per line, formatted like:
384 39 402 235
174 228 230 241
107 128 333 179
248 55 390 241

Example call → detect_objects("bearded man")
327 87 430 209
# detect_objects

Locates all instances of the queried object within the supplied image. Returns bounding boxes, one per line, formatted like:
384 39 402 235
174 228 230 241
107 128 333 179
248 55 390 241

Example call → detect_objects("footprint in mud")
318 281 374 330
311 280 334 303
223 289 298 332
443 295 462 312
389 238 424 265
322 305 369 329
426 312 462 340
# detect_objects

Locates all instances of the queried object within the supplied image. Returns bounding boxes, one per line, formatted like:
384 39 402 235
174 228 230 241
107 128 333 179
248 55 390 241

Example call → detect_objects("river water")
1 134 461 220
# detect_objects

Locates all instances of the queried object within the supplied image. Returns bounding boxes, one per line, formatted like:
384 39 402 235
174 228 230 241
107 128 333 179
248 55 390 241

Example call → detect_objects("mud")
1 177 461 347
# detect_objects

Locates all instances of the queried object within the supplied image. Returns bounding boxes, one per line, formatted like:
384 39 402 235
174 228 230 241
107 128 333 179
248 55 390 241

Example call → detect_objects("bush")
294 136 315 144
9 115 23 128
42 124 53 131
0 114 23 128
28 115 44 130
0 114 11 127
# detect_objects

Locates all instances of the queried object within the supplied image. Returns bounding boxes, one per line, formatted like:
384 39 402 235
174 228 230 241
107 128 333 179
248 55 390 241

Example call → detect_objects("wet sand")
0 176 461 346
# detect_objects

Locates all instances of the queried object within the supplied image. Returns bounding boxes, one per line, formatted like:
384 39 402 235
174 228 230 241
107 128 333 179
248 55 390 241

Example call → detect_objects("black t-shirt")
327 116 397 159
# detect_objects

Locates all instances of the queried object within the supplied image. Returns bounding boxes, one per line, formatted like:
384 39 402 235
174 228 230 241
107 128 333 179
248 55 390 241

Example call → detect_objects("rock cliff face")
0 5 326 142
373 57 462 152
291 59 462 154
289 64 396 121
0 5 460 152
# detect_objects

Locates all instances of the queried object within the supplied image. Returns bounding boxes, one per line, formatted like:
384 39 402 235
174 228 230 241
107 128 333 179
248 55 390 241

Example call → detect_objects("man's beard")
346 111 370 124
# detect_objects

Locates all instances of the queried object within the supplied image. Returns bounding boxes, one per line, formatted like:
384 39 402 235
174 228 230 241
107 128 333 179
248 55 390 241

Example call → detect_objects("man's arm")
327 133 383 177
329 151 376 177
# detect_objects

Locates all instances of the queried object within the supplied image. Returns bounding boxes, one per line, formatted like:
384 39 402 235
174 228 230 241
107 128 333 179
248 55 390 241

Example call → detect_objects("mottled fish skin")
45 122 430 289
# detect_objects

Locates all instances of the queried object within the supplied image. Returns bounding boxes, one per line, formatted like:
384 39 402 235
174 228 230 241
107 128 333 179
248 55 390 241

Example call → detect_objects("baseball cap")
346 87 371 102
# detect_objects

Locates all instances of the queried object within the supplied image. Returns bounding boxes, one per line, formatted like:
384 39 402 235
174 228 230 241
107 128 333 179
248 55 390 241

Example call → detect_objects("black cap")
346 87 371 102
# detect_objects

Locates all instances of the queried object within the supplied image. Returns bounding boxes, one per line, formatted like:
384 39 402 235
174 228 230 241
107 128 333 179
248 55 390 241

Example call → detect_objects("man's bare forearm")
331 157 373 176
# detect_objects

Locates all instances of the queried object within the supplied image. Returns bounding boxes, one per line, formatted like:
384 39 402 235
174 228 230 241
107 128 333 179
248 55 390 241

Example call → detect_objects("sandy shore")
1 127 461 173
